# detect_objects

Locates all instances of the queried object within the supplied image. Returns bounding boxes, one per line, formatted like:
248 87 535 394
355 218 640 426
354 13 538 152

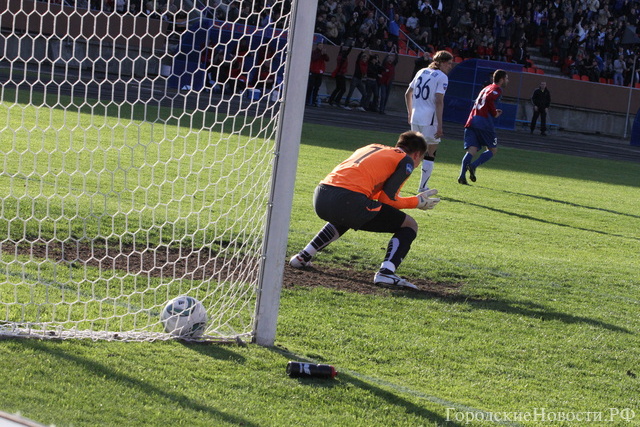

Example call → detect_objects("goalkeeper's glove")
417 189 440 210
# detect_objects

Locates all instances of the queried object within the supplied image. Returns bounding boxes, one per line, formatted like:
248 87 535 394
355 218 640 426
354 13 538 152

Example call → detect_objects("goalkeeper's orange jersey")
320 144 420 210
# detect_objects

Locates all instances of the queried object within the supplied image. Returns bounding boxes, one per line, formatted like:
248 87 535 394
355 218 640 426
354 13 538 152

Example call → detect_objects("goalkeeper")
290 131 440 289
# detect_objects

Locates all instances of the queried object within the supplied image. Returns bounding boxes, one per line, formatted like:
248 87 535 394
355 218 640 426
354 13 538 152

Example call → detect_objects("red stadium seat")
599 77 607 84
635 83 640 88
572 74 581 80
581 75 589 81
607 78 614 84
536 68 544 74
454 56 463 63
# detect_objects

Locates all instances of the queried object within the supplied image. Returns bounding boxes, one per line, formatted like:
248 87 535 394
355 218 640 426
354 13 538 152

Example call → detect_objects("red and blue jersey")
465 83 502 129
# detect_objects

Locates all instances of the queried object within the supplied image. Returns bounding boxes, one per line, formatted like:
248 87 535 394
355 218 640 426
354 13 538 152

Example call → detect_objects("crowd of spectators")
314 0 640 85
44 0 640 86
46 0 290 94
50 0 289 29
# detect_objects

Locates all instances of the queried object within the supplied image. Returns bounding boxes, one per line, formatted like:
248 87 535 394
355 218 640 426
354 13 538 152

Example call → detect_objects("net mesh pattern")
0 1 291 341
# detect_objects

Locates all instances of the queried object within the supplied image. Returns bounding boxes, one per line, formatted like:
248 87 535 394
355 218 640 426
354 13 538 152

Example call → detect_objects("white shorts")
411 123 441 145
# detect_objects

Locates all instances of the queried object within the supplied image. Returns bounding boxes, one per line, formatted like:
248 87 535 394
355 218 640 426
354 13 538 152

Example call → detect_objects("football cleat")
289 253 312 268
458 177 469 185
467 165 477 182
374 271 417 289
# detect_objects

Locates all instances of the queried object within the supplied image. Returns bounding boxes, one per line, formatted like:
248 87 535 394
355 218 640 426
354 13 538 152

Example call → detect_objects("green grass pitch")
0 91 273 337
0 98 639 426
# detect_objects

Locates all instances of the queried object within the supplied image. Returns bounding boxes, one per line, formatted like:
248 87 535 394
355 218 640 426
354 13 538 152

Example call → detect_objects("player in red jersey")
289 131 440 289
458 69 509 185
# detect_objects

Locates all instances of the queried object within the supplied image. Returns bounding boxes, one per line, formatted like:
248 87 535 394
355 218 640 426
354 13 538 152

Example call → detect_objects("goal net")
0 0 312 343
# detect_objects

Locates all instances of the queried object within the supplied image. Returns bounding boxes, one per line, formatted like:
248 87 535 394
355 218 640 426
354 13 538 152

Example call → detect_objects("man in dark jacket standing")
530 81 551 136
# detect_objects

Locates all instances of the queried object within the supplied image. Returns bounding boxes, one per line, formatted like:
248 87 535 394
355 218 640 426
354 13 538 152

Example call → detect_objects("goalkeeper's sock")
303 222 347 258
380 227 417 272
460 152 473 178
471 150 494 168
296 250 313 263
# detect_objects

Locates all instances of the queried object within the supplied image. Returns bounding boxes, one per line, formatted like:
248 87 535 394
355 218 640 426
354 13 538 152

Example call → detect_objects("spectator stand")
167 16 288 95
366 0 425 57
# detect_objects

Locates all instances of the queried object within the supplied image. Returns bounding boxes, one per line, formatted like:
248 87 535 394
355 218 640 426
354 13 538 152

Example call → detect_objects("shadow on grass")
22 340 258 427
270 347 467 427
335 371 467 427
438 294 632 334
482 187 640 220
285 264 630 333
445 196 640 242
181 339 249 363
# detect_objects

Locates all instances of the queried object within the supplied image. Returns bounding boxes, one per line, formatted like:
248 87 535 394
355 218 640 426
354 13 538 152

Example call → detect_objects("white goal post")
0 0 316 345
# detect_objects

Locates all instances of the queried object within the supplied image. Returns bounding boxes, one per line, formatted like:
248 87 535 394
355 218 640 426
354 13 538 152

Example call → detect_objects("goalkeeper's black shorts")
313 184 406 233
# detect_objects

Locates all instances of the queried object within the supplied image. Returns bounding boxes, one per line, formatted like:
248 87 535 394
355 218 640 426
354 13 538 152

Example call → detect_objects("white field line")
274 348 523 427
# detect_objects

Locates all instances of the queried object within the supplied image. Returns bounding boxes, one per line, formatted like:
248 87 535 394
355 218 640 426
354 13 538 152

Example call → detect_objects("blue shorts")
464 127 498 150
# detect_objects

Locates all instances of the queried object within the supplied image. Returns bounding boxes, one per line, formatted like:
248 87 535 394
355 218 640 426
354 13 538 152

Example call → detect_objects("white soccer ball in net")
160 296 208 338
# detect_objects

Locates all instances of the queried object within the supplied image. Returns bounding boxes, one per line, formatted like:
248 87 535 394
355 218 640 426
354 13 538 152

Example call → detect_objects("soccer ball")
160 295 208 338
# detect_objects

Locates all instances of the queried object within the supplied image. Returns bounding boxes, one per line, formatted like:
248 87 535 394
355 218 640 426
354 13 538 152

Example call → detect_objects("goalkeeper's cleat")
374 270 417 289
458 177 469 185
289 252 312 268
467 164 477 182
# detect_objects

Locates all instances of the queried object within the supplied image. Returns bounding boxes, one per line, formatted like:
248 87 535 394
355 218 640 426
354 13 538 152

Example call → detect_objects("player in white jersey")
405 50 454 191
